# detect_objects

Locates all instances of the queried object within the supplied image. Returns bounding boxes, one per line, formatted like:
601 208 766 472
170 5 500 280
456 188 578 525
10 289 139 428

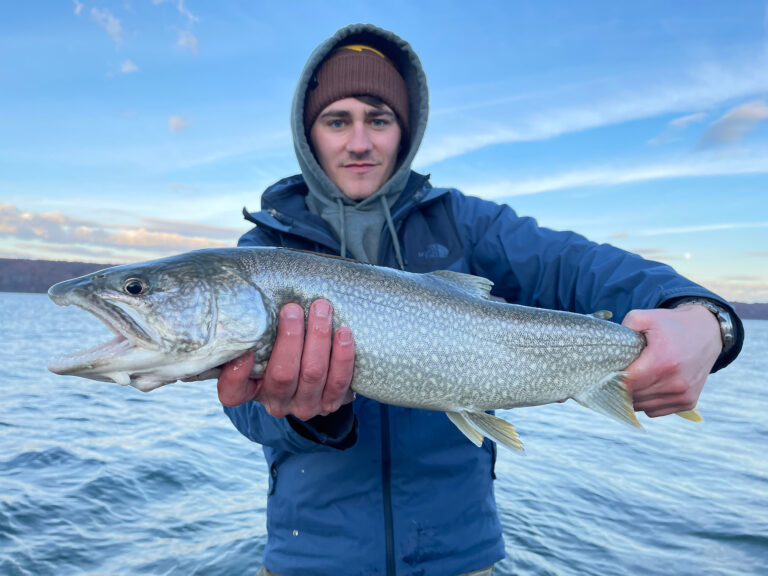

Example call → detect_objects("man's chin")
337 181 381 200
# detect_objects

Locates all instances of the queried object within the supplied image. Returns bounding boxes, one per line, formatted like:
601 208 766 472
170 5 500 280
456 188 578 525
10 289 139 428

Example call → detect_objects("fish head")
47 250 276 391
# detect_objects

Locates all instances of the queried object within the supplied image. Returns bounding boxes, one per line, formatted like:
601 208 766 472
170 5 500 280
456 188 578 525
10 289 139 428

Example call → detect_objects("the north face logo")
418 243 450 259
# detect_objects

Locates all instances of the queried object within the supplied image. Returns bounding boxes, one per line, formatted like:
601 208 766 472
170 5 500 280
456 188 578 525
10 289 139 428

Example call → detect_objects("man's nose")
346 122 372 155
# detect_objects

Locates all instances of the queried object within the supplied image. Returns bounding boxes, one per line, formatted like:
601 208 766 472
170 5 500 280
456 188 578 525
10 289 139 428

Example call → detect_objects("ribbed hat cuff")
304 48 409 136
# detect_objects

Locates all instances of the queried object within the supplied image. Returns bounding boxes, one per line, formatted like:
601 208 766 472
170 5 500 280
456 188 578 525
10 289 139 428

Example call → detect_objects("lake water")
1 292 766 575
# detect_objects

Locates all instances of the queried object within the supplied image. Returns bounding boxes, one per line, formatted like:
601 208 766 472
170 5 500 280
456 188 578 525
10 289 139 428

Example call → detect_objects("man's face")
310 97 402 200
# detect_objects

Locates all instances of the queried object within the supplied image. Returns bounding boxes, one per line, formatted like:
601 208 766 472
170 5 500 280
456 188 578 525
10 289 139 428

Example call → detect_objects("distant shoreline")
2 257 767 319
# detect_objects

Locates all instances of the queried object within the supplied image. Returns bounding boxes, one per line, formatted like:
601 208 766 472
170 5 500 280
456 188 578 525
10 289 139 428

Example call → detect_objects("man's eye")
329 119 345 128
371 118 389 127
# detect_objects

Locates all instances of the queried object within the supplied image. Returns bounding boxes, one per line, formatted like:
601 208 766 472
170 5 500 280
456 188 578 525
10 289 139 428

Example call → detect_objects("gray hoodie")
291 23 429 267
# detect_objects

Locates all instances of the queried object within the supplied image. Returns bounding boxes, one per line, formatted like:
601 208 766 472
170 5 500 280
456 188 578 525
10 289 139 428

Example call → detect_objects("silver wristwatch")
674 298 735 356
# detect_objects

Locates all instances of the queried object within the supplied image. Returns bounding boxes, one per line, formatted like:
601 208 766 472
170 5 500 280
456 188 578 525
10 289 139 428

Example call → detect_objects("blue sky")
1 1 767 302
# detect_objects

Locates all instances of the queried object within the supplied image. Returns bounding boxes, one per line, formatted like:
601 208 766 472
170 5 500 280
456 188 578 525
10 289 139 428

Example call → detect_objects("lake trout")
47 246 699 451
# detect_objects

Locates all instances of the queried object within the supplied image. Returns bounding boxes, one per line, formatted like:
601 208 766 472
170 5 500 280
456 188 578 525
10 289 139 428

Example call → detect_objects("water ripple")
1 295 766 575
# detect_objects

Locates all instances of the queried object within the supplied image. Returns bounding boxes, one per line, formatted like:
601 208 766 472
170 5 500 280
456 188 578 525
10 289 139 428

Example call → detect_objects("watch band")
673 297 735 356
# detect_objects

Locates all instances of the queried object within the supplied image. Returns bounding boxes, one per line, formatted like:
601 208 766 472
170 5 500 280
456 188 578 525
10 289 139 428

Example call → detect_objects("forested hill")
1 258 767 319
0 258 114 294
730 302 768 320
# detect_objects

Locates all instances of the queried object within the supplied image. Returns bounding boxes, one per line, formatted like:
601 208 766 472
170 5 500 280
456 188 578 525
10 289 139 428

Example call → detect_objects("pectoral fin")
249 360 268 380
109 372 131 386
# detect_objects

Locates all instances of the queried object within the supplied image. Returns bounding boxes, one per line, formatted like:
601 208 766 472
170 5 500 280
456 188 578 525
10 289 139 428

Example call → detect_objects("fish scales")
47 246 698 452
237 248 643 411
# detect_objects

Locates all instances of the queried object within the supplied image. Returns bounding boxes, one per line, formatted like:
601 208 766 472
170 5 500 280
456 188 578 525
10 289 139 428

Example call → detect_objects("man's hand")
622 304 722 418
217 299 356 420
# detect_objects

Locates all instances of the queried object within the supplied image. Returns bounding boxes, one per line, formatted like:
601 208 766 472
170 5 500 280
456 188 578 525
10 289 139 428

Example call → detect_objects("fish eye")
123 278 147 295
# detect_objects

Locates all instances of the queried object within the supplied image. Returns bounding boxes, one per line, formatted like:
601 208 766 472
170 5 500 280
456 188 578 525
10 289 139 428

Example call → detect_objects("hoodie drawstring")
335 197 347 258
380 196 405 271
333 195 404 270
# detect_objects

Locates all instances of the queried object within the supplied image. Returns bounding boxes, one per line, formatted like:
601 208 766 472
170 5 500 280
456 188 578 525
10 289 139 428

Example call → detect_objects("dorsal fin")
428 270 494 300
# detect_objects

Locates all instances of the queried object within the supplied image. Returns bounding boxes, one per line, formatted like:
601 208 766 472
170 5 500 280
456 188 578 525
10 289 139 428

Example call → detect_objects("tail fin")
573 373 704 426
676 408 703 422
572 372 643 429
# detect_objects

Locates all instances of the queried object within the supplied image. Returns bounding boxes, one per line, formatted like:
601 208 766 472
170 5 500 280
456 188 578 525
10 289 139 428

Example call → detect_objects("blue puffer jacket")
224 171 741 576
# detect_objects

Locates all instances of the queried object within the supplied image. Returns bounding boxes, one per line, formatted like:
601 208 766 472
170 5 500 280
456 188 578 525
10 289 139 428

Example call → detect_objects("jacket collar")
242 171 447 251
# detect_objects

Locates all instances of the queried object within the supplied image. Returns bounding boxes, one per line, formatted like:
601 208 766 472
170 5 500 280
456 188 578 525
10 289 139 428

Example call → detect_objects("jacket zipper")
381 403 395 575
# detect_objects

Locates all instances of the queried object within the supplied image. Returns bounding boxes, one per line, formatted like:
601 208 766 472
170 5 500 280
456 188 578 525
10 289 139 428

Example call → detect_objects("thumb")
621 308 655 333
621 309 657 393
217 353 259 406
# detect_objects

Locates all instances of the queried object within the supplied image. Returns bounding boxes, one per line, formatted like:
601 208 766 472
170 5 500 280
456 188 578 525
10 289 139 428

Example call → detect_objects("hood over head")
290 23 429 266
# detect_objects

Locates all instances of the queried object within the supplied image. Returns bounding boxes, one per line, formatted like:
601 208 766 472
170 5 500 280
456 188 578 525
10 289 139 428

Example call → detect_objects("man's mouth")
343 162 379 173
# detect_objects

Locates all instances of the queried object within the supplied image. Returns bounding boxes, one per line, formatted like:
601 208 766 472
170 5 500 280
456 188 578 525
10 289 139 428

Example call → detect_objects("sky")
1 1 767 302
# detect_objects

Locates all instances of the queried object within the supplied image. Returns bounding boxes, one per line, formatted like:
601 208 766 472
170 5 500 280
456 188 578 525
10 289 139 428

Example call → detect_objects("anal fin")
446 411 485 447
464 411 524 452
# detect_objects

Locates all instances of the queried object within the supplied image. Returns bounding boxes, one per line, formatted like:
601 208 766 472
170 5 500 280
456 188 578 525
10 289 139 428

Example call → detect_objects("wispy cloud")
73 0 83 16
635 221 768 237
695 277 768 303
167 183 198 193
121 60 138 74
669 112 707 128
135 218 242 240
0 124 293 174
14 242 121 260
631 247 686 261
460 150 768 199
168 115 190 132
177 30 199 54
90 7 122 46
418 55 768 166
0 204 230 257
697 100 768 148
105 228 225 250
154 0 199 23
648 112 708 145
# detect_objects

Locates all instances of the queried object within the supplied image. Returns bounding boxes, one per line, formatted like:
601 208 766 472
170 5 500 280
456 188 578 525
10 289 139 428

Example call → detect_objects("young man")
217 24 743 576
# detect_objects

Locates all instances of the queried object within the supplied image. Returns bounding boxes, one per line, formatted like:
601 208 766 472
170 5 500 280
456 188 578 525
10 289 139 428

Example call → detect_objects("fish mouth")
47 293 158 376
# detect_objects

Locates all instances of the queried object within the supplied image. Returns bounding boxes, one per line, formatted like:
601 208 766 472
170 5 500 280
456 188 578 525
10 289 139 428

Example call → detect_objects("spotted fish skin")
48 246 650 451
238 249 644 411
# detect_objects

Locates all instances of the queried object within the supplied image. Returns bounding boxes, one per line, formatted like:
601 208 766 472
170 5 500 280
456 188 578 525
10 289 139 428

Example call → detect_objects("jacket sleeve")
223 402 357 453
219 224 358 453
452 192 744 371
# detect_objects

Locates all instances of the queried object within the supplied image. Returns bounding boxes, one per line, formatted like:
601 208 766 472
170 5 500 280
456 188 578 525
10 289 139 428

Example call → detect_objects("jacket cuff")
287 402 357 450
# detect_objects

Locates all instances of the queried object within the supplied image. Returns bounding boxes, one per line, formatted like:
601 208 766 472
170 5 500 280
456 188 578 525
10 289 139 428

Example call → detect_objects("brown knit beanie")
304 44 410 138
